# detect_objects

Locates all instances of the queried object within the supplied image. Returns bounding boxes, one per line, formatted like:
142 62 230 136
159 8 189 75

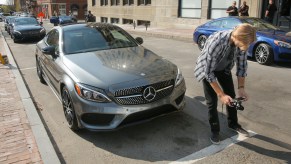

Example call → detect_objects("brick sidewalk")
0 64 43 164
0 34 43 163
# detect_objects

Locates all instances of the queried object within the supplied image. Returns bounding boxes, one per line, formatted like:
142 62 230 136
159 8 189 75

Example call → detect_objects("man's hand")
219 94 233 106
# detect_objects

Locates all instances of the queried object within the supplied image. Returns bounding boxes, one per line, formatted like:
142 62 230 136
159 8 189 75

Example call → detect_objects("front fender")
61 74 75 95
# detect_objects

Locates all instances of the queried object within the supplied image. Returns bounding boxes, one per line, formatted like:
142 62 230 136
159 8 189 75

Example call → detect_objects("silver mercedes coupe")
35 23 186 131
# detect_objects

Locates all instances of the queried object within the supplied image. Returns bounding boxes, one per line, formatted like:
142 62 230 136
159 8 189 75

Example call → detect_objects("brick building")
35 0 87 19
88 0 291 30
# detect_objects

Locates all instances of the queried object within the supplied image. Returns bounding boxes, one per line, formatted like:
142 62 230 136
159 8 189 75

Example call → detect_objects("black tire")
36 58 46 84
13 38 19 43
254 43 274 65
197 35 207 51
62 86 79 131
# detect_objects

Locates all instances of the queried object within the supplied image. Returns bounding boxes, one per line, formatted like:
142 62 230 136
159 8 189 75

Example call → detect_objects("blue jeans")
202 71 238 133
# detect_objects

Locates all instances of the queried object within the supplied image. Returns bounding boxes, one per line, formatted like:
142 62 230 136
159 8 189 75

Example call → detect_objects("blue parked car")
50 15 77 26
193 17 291 65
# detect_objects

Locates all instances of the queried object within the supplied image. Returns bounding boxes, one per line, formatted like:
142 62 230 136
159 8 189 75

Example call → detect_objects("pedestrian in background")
86 10 94 22
226 1 239 16
194 24 257 144
239 1 249 16
264 0 277 24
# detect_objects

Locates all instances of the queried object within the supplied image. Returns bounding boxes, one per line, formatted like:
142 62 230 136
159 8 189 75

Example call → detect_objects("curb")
1 30 61 164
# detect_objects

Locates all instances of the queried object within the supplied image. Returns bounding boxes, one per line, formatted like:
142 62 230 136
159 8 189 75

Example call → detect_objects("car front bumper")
70 79 187 130
13 32 46 40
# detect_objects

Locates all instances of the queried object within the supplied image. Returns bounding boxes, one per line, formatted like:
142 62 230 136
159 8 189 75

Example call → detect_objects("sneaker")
229 124 249 137
210 132 220 145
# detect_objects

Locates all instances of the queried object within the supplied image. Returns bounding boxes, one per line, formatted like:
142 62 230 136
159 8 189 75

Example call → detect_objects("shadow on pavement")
238 134 291 163
73 95 238 162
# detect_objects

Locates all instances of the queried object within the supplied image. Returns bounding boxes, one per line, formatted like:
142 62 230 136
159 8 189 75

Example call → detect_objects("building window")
101 17 108 23
210 0 235 19
137 20 150 26
101 0 108 6
59 4 66 15
123 18 133 24
111 0 120 5
111 18 119 23
138 0 151 6
92 0 96 6
123 0 134 5
179 0 201 18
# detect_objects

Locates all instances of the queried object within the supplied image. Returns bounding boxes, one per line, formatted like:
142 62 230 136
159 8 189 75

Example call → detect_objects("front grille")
114 79 175 105
22 30 39 35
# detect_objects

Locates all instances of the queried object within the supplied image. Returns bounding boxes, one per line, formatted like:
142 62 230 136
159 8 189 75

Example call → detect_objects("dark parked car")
10 17 46 43
4 16 17 31
50 15 77 26
0 13 10 22
193 17 291 65
35 23 186 131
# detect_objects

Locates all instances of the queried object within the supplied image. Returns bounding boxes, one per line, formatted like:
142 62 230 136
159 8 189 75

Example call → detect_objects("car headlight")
14 30 21 34
274 40 291 49
74 83 111 103
175 68 184 87
40 28 46 33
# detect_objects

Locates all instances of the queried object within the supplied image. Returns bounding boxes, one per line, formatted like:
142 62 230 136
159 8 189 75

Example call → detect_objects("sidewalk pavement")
0 28 60 163
117 24 195 42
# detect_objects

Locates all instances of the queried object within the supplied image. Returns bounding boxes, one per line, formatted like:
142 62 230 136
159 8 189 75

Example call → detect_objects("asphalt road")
1 21 291 164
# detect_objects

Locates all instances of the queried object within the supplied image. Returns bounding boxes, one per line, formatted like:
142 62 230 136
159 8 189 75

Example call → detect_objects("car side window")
46 30 60 52
208 20 222 28
221 19 241 29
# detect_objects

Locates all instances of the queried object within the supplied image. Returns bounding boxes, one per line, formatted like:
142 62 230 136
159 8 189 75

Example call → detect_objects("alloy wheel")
254 43 273 65
198 35 207 51
62 87 79 131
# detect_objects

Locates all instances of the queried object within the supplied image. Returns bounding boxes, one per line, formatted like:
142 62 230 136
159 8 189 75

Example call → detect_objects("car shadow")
72 94 291 163
73 95 238 162
248 57 291 68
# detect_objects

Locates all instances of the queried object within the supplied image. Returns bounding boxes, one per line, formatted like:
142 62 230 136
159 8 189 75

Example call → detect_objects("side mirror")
135 37 143 44
41 46 56 57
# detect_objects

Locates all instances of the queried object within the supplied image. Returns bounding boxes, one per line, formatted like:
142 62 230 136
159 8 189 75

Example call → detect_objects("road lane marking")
20 67 37 71
170 130 257 164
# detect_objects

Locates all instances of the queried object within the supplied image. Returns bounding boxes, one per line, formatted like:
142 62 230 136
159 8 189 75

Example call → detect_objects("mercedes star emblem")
143 86 156 101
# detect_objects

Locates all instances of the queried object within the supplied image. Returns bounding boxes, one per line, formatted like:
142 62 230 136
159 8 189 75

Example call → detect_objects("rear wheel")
254 43 274 65
197 35 207 51
62 86 79 131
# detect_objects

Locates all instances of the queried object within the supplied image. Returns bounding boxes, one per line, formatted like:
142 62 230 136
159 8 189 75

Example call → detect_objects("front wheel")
62 86 79 131
36 58 46 84
197 35 207 51
254 43 274 65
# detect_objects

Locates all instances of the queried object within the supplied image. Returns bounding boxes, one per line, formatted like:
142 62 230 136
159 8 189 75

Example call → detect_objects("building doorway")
261 0 291 28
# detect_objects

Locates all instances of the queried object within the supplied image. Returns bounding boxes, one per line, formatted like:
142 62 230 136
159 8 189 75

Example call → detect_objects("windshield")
242 18 279 30
63 25 138 54
15 18 38 25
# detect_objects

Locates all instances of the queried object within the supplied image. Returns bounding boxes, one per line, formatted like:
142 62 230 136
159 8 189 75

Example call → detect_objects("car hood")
63 46 177 88
14 25 42 31
257 30 291 43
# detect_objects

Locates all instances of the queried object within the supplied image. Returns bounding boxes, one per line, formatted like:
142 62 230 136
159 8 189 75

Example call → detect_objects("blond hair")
232 23 257 50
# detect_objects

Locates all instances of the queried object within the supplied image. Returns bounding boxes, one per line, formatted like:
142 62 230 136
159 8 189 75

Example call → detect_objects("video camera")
230 97 245 111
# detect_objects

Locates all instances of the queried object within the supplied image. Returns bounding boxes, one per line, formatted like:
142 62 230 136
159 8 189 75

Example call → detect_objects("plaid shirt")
194 30 248 83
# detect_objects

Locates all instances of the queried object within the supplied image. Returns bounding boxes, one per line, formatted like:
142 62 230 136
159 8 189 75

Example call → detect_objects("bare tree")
6 0 14 5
